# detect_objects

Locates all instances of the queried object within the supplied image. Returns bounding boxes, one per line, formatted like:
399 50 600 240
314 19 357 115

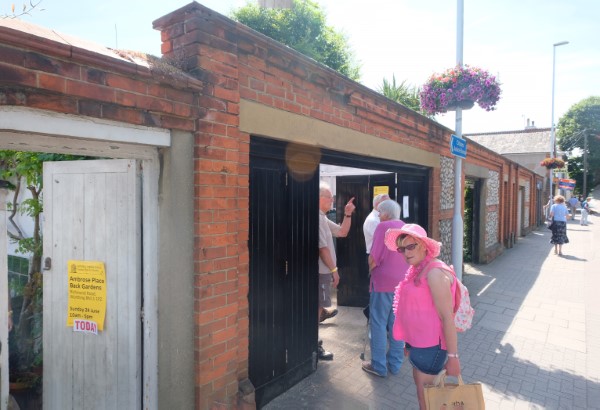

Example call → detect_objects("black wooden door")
397 172 429 230
249 138 318 408
335 173 396 307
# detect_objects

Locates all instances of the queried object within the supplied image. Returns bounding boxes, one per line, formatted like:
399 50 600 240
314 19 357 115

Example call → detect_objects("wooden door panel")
336 173 396 307
249 138 318 408
43 159 142 409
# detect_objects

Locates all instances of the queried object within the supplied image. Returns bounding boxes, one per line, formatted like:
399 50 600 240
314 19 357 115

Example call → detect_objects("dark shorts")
319 273 333 308
406 343 447 375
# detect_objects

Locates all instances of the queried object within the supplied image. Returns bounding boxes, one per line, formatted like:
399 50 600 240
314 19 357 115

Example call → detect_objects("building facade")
0 2 542 408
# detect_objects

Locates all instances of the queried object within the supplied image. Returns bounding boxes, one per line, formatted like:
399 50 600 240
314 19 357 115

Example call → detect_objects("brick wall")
0 30 202 129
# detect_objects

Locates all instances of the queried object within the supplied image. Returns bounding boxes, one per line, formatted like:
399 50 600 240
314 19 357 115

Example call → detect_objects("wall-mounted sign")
66 260 107 333
450 134 467 159
558 179 576 190
373 186 389 197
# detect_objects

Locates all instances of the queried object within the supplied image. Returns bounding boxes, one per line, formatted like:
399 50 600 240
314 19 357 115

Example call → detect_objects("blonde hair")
554 195 565 203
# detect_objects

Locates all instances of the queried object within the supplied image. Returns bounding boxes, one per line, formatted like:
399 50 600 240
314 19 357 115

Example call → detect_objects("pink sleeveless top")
392 260 456 349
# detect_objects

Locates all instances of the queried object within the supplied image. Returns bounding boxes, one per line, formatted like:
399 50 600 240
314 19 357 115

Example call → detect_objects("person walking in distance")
580 197 591 226
549 195 569 255
318 181 355 360
568 195 579 221
361 199 409 377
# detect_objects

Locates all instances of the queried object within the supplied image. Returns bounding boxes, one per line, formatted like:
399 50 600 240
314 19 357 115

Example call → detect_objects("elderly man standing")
363 193 390 256
362 199 409 377
318 181 355 360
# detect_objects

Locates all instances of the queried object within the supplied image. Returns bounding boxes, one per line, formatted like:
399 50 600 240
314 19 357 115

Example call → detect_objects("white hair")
373 193 390 209
377 199 400 220
319 181 332 196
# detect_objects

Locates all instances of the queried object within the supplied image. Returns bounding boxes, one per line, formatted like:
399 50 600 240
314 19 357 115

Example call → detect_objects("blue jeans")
369 291 405 376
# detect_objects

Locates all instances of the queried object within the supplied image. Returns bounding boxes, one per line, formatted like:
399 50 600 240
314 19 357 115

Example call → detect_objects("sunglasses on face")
397 242 418 253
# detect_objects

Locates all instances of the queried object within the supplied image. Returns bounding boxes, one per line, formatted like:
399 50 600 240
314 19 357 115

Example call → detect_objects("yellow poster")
66 260 107 332
373 186 389 197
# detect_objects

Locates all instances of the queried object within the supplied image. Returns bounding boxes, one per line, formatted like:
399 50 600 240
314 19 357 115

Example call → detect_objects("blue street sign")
450 134 467 159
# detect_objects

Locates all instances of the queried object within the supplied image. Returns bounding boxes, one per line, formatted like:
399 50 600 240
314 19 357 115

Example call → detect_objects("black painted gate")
335 173 396 307
249 138 319 408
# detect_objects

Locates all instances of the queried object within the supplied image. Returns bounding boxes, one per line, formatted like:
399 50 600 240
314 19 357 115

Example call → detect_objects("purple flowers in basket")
420 65 502 116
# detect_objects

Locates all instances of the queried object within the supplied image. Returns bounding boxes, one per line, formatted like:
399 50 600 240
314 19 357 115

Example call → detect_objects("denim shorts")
407 343 447 375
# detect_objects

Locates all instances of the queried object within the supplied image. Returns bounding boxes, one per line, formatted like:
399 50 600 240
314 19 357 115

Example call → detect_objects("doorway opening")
464 179 481 264
248 137 430 407
1 109 166 410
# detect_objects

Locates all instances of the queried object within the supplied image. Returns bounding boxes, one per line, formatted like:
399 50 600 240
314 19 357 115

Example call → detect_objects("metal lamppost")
549 41 569 198
451 0 464 281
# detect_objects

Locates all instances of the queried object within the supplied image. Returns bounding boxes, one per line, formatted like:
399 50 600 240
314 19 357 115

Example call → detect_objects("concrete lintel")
239 99 439 168
0 106 171 147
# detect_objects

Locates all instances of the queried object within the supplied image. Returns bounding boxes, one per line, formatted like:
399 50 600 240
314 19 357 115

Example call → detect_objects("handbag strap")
434 369 465 387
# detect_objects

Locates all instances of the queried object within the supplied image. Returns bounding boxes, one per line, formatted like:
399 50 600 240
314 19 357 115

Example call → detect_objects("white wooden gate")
43 159 142 409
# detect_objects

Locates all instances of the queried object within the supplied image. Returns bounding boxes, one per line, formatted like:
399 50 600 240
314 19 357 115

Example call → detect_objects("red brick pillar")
154 4 251 409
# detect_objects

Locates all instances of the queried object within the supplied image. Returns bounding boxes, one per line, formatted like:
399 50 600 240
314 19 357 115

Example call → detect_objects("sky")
10 0 600 134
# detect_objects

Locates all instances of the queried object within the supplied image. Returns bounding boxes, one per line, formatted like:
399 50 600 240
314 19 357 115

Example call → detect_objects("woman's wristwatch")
447 353 459 359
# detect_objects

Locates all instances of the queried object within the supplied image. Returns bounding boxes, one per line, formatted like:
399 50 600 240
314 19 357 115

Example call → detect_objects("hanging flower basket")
540 157 565 169
420 65 502 115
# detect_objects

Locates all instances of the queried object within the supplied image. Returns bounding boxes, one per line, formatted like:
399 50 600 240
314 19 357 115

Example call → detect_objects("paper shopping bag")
424 371 485 410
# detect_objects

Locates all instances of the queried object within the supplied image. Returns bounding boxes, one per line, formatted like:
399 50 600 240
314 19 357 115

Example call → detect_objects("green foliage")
557 96 600 180
565 155 594 195
378 75 422 113
463 184 474 263
231 0 360 80
15 237 40 257
1 150 89 382
0 151 83 187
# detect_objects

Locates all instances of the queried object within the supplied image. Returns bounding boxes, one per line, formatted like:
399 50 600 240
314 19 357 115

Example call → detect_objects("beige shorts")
318 273 333 308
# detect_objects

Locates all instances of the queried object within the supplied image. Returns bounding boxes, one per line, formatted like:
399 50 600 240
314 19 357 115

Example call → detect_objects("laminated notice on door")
73 319 98 335
66 260 107 332
373 186 389 197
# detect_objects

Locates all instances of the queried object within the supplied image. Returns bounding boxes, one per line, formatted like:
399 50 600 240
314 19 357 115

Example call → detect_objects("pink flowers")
420 65 502 116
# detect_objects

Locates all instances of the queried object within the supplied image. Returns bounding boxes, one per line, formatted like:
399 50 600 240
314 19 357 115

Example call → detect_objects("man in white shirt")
363 193 390 255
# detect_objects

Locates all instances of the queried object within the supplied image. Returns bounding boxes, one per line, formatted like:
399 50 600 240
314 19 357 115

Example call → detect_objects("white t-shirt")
362 209 380 254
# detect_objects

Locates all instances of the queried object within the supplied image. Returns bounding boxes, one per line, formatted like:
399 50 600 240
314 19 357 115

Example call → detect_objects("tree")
0 0 43 19
0 151 87 388
378 75 422 113
566 155 587 196
231 0 361 80
557 96 600 186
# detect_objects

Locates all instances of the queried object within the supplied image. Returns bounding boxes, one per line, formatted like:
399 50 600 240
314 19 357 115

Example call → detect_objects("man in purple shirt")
362 199 409 377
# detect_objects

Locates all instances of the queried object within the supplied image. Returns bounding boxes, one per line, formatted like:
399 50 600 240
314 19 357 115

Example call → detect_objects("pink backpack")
430 261 475 332
453 274 475 332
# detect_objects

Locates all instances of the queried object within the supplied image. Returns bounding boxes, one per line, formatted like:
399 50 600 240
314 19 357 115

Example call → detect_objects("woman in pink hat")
384 224 460 410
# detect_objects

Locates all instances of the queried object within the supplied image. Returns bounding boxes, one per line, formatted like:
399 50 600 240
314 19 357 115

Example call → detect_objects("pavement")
264 189 600 410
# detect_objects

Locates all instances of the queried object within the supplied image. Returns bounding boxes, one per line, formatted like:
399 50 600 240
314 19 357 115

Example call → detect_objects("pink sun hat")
384 223 441 258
